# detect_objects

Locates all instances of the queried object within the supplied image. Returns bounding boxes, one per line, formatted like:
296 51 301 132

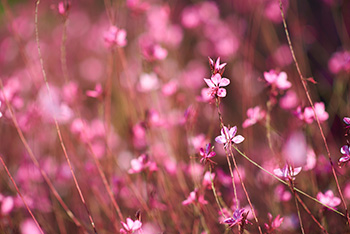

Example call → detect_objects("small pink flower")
0 100 2 118
58 1 70 16
182 189 208 206
221 208 248 228
265 213 284 233
199 143 216 166
242 106 266 128
264 70 291 90
339 145 350 165
104 26 127 48
140 38 167 61
128 154 157 174
215 126 244 148
208 57 227 75
296 102 329 124
273 164 302 180
204 73 230 98
120 218 142 233
328 50 350 74
202 171 215 189
317 190 341 209
86 84 103 99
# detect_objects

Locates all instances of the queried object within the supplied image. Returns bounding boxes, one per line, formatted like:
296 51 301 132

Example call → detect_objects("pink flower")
139 38 167 61
317 190 341 209
265 213 284 233
242 106 266 128
58 1 70 16
279 90 298 109
182 189 208 206
221 208 248 228
208 57 227 75
204 73 230 98
202 171 215 189
128 154 157 174
328 50 350 74
104 26 127 48
199 143 216 166
339 145 350 165
215 126 244 148
0 100 2 118
86 84 103 99
264 70 291 90
273 164 302 180
303 102 329 124
120 218 142 233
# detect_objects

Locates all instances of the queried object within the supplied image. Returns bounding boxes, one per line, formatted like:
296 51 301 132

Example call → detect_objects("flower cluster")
295 102 329 124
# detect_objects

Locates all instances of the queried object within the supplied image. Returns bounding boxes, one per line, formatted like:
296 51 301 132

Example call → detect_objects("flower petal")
229 126 237 138
204 78 215 88
215 135 227 144
220 78 230 87
217 88 227 97
211 74 221 86
232 135 244 144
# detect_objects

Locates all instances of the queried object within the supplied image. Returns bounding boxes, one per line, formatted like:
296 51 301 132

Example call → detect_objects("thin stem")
0 156 44 234
278 0 349 225
209 166 225 218
289 179 305 234
35 1 97 233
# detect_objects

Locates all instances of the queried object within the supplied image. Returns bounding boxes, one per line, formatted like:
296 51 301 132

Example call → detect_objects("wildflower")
328 50 350 74
242 106 266 128
273 164 302 180
265 213 284 233
104 26 127 48
120 218 142 234
128 154 158 174
202 171 215 189
264 70 291 90
199 143 216 166
215 126 244 148
317 190 341 209
204 73 230 98
221 208 247 228
339 145 350 165
208 57 227 75
182 189 208 206
303 102 329 123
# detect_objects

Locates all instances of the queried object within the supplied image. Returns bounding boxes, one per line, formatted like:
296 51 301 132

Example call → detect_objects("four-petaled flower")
264 213 284 233
339 145 350 166
264 70 291 90
242 106 266 128
317 190 341 209
204 73 230 98
182 188 208 206
221 208 247 228
273 164 302 180
209 57 227 75
199 143 216 166
215 126 244 148
120 218 142 234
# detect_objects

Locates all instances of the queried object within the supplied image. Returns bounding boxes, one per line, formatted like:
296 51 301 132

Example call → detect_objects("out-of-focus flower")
317 190 341 209
104 26 127 48
140 38 167 61
279 90 298 109
273 164 302 180
221 208 248 228
137 72 160 92
275 184 292 202
126 0 149 14
264 0 289 23
58 1 70 16
303 148 317 171
120 218 142 234
204 73 230 98
0 100 2 118
20 219 41 234
128 154 157 174
215 126 244 148
1 196 14 215
199 143 216 165
264 70 291 90
182 189 208 206
265 213 284 233
328 50 350 74
202 171 215 189
242 106 266 128
339 145 350 165
208 57 227 75
295 102 329 124
86 84 103 99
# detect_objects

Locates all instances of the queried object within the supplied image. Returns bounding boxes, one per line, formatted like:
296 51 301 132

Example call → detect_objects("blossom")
317 190 341 209
264 70 291 90
128 154 158 174
120 218 142 233
202 171 215 189
58 1 70 16
104 26 127 48
221 208 247 228
204 73 230 98
328 50 350 74
208 57 227 75
273 164 302 180
199 143 216 165
265 213 284 233
296 102 329 124
215 126 244 148
339 145 350 165
0 100 2 118
86 84 103 99
242 106 266 128
182 189 208 206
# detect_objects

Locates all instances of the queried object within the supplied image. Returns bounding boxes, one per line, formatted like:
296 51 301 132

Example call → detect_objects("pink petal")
215 135 227 144
204 78 215 88
229 126 237 138
220 78 230 87
232 135 244 144
217 88 227 97
343 117 350 125
211 74 222 86
273 168 284 177
132 220 142 231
